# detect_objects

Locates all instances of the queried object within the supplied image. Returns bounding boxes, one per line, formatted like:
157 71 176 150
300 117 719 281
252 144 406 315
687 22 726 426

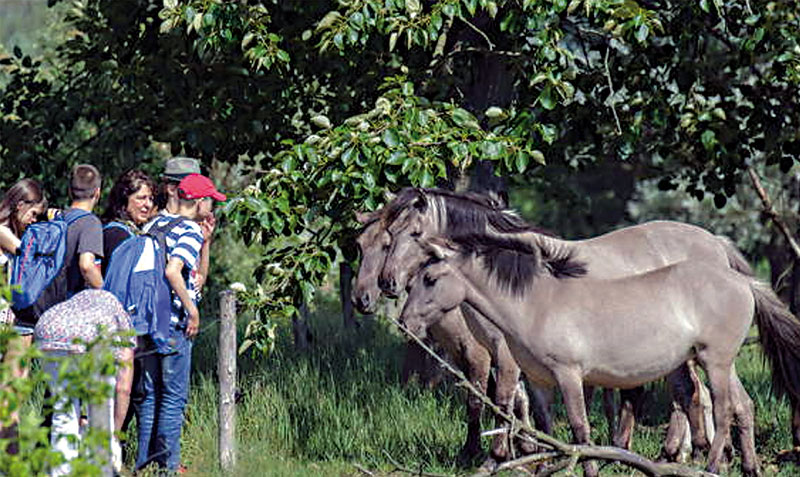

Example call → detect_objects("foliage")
0 281 131 475
1 0 798 348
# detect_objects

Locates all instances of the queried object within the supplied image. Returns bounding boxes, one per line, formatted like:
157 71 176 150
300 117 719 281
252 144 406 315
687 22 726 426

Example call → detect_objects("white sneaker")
111 437 122 473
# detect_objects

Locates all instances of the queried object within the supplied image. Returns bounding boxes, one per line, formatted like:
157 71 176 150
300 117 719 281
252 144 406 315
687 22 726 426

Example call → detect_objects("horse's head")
352 212 391 314
399 239 464 338
379 190 438 297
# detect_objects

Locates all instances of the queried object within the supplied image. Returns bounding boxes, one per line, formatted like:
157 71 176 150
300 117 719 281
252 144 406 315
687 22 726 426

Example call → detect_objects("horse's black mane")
384 187 554 237
451 233 587 296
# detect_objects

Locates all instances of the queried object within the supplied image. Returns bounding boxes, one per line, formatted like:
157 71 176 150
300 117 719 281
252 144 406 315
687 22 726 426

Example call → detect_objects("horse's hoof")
742 467 762 477
456 446 483 467
516 438 539 455
477 457 499 474
776 446 800 463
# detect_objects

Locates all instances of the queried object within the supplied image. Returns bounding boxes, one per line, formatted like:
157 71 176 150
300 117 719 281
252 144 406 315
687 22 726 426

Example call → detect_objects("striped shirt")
143 212 204 328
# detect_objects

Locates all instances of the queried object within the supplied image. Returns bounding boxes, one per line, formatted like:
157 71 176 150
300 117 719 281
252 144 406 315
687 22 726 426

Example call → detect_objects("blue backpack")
103 217 184 353
11 209 90 321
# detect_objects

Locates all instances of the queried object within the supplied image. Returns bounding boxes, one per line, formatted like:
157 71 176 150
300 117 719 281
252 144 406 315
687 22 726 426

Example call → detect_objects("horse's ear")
354 211 373 224
423 236 456 260
412 191 428 212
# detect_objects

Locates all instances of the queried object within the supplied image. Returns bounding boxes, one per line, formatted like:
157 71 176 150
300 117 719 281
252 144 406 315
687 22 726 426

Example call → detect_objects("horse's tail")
717 235 754 277
751 279 800 401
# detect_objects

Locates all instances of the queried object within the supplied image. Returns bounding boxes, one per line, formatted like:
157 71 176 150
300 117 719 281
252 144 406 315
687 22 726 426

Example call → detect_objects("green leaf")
486 1 498 18
485 106 504 118
420 168 434 187
333 32 344 49
540 124 557 144
382 129 400 147
386 151 406 165
537 85 557 110
451 108 480 129
701 130 717 151
342 146 357 164
531 150 545 165
482 141 503 159
516 152 530 172
635 24 649 43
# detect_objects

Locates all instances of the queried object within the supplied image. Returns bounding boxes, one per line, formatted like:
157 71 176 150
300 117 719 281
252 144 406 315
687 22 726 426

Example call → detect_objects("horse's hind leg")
730 366 760 476
664 362 711 462
614 386 645 449
699 360 733 474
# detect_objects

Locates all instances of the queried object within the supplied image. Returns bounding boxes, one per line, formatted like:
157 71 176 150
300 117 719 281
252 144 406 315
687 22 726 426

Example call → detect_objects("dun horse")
352 212 533 463
401 233 800 476
378 188 737 456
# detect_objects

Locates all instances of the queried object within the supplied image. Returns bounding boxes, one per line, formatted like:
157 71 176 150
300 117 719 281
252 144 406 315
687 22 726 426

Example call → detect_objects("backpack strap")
147 217 187 264
61 209 91 226
103 221 134 237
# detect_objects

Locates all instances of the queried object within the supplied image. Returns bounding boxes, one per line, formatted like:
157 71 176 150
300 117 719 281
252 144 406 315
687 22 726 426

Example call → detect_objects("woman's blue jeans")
133 333 193 470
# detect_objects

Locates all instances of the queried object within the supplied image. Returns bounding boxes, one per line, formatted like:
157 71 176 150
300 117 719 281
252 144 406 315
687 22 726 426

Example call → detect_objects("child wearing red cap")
133 173 225 472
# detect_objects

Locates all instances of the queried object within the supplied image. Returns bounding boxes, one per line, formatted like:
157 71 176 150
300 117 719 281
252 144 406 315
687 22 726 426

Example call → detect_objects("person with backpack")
134 173 225 472
99 168 155 463
63 164 104 294
101 169 156 275
155 157 215 291
0 178 48 449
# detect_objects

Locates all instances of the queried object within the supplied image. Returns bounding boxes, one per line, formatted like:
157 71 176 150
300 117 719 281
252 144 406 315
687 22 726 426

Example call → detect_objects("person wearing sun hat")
132 172 226 472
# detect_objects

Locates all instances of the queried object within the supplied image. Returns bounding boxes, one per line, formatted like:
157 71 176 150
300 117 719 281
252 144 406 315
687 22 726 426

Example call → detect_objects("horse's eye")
410 230 422 238
423 274 437 287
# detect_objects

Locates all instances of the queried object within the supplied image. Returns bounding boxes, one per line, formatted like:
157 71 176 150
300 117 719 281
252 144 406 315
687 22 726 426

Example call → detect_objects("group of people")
0 157 226 475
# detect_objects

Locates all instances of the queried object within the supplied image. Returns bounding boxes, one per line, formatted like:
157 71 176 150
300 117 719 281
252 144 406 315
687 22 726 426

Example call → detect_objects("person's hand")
186 309 200 338
200 211 216 242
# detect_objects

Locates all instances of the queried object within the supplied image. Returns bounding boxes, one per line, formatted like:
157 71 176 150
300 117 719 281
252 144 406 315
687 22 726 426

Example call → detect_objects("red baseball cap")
178 174 227 201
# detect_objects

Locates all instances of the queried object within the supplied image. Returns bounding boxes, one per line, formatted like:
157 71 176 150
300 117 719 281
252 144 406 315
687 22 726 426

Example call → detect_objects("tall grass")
174 292 800 476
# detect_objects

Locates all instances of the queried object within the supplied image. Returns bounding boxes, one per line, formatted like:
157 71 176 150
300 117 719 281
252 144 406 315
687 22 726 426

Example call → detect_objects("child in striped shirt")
134 173 225 472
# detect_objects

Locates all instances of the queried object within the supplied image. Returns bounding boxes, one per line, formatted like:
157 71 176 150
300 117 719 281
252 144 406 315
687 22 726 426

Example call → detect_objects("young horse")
352 212 531 462
401 234 792 476
378 187 750 455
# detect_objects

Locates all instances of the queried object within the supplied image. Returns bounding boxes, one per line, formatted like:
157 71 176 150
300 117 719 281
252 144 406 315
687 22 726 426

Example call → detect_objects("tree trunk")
339 262 356 328
292 301 312 351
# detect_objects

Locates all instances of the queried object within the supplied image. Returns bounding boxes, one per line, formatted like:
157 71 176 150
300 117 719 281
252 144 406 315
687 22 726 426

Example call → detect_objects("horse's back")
575 221 730 277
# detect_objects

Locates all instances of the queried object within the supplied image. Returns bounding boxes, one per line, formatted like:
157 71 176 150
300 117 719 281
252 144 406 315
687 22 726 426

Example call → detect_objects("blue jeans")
134 332 193 470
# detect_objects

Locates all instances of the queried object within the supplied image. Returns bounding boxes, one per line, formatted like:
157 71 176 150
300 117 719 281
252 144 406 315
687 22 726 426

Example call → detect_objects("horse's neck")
453 258 535 336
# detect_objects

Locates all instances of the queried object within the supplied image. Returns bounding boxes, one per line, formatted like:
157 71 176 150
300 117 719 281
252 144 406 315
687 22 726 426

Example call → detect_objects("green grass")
147 293 800 476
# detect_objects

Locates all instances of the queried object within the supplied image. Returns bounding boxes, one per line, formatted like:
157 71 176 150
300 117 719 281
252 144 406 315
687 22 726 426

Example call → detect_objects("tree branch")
748 166 800 260
459 17 494 51
604 48 623 136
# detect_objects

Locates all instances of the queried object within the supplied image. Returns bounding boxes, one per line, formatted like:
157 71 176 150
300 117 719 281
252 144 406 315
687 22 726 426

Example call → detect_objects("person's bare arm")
195 212 215 291
79 252 103 289
0 224 20 255
165 257 199 337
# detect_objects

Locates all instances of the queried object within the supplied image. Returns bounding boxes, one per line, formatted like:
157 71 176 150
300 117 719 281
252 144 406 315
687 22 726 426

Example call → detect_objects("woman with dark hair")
0 178 48 332
0 178 47 450
101 169 155 276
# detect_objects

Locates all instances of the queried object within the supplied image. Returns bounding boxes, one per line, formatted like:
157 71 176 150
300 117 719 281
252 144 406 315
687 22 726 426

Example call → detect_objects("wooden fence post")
219 289 237 471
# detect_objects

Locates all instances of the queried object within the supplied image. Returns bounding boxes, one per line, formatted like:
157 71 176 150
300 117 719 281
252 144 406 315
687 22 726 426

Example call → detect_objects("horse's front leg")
554 368 597 477
488 343 521 464
460 343 491 462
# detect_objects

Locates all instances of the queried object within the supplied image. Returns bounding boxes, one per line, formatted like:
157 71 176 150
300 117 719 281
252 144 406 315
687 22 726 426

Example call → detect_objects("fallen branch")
382 450 455 477
388 317 718 477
